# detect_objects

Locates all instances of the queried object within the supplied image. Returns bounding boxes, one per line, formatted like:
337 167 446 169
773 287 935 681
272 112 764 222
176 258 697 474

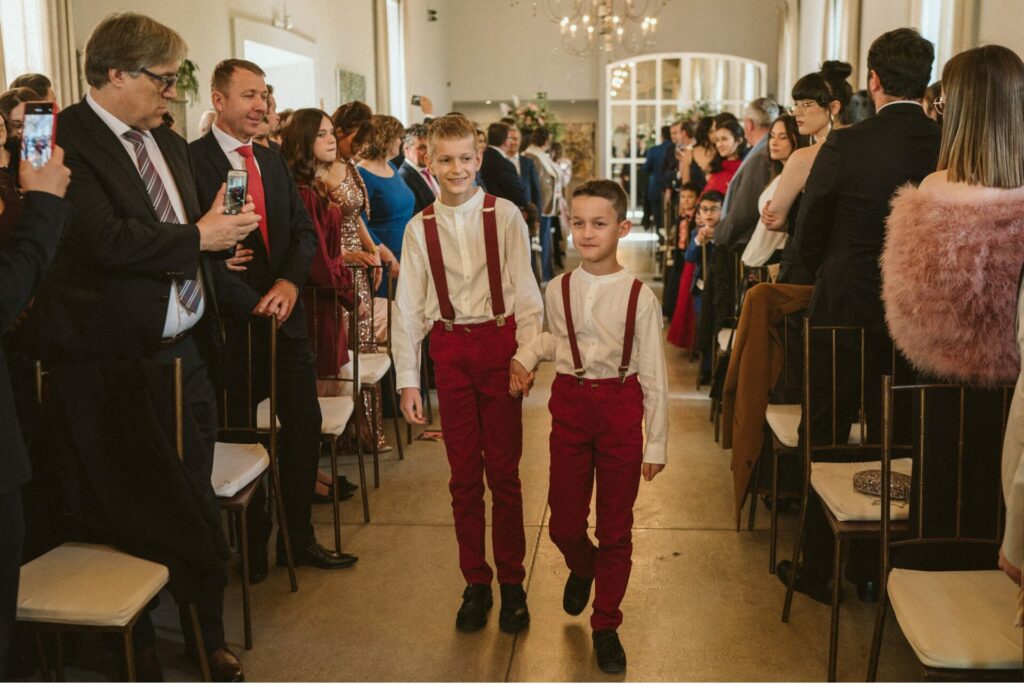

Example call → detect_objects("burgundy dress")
702 158 742 196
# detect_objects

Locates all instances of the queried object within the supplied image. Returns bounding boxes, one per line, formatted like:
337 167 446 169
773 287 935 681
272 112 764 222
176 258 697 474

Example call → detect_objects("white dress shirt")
741 176 787 267
85 92 203 338
513 268 669 464
393 188 543 390
212 122 262 174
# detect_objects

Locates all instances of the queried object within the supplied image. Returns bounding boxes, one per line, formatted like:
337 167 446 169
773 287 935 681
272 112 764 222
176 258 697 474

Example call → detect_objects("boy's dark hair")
867 28 934 99
679 182 702 196
572 179 629 221
487 121 511 146
698 190 724 206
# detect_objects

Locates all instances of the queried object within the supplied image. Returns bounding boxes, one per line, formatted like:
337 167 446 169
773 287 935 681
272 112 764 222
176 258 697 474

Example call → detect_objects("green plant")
511 94 565 141
675 101 716 123
176 59 200 104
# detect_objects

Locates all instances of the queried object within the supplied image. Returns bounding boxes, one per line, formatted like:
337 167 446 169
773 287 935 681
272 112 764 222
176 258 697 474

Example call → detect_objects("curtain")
45 0 79 104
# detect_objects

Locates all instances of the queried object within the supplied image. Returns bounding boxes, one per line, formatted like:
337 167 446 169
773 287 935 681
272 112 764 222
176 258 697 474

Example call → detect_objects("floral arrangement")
675 100 716 123
502 94 565 141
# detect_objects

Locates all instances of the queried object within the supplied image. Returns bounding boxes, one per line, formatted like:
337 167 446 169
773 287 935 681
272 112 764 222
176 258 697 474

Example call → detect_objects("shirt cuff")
643 440 667 465
513 348 539 373
396 370 420 391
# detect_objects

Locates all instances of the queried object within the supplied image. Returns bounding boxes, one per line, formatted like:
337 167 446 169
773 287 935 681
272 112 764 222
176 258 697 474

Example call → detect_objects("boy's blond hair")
572 179 629 222
426 114 478 154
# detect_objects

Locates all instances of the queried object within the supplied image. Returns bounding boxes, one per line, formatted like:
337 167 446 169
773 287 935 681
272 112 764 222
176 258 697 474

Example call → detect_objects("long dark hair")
693 116 715 148
792 60 854 114
281 108 333 194
331 101 373 152
767 114 809 179
708 120 748 174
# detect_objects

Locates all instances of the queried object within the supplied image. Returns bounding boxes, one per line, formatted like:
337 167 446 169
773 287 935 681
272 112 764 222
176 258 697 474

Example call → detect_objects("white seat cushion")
212 442 270 498
340 351 392 386
17 543 168 627
717 328 734 352
888 568 1023 671
257 396 355 436
764 404 865 448
810 458 913 521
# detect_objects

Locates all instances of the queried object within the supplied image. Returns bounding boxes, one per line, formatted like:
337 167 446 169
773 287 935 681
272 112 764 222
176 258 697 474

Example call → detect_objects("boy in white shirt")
511 179 669 674
394 115 544 634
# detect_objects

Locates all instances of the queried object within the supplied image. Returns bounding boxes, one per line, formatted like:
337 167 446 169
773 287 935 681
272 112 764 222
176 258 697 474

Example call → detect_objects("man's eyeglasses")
138 67 179 92
932 96 945 115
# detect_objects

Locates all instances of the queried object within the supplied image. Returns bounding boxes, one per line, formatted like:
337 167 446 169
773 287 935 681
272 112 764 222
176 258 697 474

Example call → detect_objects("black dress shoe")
593 629 626 674
277 541 358 569
563 571 593 616
207 646 245 682
455 584 492 632
247 526 271 585
312 487 354 504
775 559 836 605
498 583 530 633
134 645 164 682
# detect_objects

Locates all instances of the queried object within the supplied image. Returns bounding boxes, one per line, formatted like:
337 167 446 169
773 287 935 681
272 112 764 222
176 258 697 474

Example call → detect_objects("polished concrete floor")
40 238 923 681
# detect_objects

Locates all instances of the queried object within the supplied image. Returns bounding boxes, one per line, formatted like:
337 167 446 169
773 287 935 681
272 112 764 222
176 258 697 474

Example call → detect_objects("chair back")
880 376 1012 572
218 314 278 451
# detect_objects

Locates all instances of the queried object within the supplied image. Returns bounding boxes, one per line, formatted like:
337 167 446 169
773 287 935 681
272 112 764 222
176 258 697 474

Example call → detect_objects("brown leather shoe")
207 646 245 682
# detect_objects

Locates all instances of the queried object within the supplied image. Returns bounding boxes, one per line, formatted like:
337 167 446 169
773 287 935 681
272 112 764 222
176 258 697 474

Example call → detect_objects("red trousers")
429 317 526 585
548 373 645 631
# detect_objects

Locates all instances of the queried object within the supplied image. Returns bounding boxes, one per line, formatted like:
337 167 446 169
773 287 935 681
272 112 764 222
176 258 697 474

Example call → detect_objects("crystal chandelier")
513 0 670 57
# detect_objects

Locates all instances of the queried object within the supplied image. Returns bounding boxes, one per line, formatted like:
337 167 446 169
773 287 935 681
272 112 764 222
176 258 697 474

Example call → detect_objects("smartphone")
21 102 55 169
410 95 422 107
225 169 248 215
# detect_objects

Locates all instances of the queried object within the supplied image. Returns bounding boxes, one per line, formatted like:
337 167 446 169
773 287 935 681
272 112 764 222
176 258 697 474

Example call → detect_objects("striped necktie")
123 129 202 314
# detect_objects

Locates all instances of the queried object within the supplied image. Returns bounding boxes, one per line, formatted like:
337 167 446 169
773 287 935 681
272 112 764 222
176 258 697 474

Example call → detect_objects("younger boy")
393 114 544 634
510 180 669 674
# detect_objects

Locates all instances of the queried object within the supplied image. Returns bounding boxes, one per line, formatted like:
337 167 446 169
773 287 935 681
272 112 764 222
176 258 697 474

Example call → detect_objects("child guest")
393 115 544 634
510 180 669 674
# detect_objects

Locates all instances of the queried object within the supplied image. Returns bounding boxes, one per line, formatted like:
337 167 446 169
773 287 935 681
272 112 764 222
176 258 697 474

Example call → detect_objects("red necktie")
235 145 270 256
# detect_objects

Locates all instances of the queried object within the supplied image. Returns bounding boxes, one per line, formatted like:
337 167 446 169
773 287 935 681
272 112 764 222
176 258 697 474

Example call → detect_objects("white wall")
452 99 599 127
404 0 452 115
857 0 914 88
976 0 1024 57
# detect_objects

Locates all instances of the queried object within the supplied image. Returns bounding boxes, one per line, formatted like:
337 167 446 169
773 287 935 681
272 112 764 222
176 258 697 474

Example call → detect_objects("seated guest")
397 123 437 216
703 120 747 195
357 114 415 289
21 13 261 680
0 148 70 682
191 59 358 581
741 115 808 268
761 61 854 285
777 28 940 604
481 121 526 207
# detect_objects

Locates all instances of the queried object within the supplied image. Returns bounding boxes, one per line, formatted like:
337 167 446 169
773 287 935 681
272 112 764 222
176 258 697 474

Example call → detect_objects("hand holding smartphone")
21 102 56 170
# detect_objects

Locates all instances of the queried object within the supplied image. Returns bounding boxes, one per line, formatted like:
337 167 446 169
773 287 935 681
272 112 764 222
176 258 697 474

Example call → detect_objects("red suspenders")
421 193 507 330
560 269 644 384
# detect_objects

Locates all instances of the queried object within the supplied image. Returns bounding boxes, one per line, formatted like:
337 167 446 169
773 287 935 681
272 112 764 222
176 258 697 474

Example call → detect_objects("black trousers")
240 331 322 552
0 487 23 680
134 336 225 652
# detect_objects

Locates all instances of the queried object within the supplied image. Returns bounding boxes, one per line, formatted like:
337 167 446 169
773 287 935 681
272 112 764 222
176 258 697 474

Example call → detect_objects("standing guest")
510 179 668 674
191 59 357 582
923 80 942 122
397 123 438 216
358 114 415 289
702 120 747 195
0 149 70 682
761 61 854 285
668 190 723 365
677 116 714 190
662 181 701 318
394 114 543 635
550 140 573 270
196 109 216 138
0 113 22 238
480 121 526 207
21 14 260 680
741 115 808 267
641 125 673 231
252 116 272 148
0 88 35 174
8 73 55 103
523 127 562 282
777 28 940 604
506 125 545 274
266 84 282 149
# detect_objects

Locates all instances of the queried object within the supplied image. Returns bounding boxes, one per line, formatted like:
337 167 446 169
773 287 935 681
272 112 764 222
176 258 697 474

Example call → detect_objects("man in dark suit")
190 59 357 581
21 14 261 680
778 27 941 602
641 126 673 231
396 123 436 216
0 150 70 681
480 122 526 207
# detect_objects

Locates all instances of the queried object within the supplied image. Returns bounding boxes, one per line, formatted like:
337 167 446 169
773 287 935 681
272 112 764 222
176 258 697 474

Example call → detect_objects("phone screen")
21 102 55 169
225 170 248 215
410 95 422 107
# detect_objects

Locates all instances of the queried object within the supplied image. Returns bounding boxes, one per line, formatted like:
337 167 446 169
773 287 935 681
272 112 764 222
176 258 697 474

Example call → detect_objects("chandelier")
512 0 671 57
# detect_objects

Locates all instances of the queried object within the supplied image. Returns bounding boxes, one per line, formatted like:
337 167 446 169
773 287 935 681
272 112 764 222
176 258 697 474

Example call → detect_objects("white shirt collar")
85 91 137 139
404 158 428 174
575 266 631 283
212 121 251 154
877 99 924 114
434 187 484 214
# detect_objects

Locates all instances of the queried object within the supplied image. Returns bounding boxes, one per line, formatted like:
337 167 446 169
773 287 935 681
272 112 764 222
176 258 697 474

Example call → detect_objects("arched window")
605 52 767 214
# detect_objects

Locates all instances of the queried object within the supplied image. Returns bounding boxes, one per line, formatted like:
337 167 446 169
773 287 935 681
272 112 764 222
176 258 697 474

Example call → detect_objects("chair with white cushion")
867 378 1020 681
19 360 211 681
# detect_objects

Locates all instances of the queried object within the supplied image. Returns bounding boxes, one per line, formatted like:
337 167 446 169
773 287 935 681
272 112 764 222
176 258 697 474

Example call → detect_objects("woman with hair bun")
761 60 853 284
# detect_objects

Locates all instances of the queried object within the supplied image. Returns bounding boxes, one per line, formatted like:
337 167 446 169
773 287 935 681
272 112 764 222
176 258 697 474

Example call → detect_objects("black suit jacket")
189 131 317 340
0 192 70 493
480 147 526 207
397 160 435 216
518 155 542 209
23 100 224 367
794 103 940 329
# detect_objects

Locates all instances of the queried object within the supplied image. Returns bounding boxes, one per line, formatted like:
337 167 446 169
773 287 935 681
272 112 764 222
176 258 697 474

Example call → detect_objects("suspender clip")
495 314 506 327
442 319 454 331
618 366 629 383
574 369 586 385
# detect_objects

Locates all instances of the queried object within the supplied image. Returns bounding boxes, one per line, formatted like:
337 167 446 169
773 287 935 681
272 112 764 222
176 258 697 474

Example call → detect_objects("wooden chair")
867 377 1021 681
710 252 744 440
212 314 297 650
17 359 212 682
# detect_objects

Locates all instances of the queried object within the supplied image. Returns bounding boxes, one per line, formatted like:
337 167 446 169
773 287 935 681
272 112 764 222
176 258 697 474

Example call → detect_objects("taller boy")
394 115 543 632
